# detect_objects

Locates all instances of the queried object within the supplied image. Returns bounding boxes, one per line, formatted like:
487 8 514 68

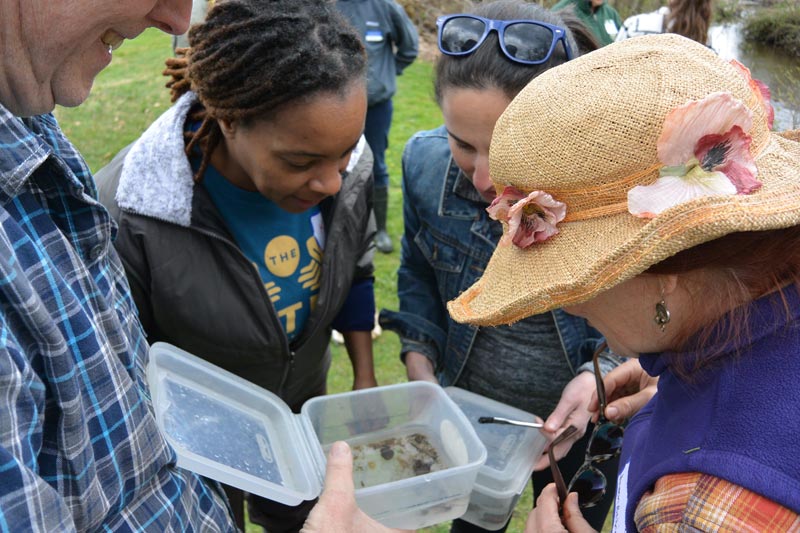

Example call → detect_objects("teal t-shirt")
201 165 325 341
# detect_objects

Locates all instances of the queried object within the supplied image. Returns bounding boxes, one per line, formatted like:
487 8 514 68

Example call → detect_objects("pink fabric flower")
629 92 762 218
730 59 775 130
486 186 525 222
487 186 566 248
694 126 758 193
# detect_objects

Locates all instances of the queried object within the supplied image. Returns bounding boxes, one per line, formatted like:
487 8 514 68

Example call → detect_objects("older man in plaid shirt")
0 1 240 531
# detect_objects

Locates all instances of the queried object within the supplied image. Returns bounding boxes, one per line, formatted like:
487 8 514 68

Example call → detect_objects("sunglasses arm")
592 342 609 413
548 424 580 511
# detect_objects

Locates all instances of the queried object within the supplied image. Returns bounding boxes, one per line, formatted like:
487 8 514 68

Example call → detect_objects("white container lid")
146 342 325 506
445 387 547 495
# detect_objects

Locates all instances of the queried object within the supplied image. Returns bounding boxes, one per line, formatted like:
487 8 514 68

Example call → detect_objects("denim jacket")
379 127 616 386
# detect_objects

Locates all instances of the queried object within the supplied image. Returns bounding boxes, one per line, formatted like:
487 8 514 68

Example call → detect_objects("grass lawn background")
55 28 611 533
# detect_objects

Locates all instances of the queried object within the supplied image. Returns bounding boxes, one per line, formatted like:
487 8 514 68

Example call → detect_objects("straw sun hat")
448 33 800 326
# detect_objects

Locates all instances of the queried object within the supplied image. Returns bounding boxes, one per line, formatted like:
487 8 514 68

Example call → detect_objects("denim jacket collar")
438 158 500 249
439 157 482 218
452 169 484 204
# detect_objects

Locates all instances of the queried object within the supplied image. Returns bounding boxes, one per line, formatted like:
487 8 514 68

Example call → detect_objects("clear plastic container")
146 343 487 529
445 387 548 530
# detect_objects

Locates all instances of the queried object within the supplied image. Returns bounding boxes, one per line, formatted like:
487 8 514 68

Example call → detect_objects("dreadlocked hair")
162 0 367 182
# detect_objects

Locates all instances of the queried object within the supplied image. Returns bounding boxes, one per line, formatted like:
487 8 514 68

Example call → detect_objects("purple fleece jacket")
612 287 800 532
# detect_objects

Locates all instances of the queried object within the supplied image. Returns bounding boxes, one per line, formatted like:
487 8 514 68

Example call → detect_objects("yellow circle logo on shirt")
264 236 300 278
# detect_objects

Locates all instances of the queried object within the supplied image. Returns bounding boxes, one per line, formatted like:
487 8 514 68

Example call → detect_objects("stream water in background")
710 20 800 130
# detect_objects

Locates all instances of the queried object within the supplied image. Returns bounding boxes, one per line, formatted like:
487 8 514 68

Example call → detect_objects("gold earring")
654 298 670 332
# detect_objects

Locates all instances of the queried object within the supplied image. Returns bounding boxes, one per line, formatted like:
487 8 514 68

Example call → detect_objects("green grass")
326 57 442 397
53 29 607 533
55 29 176 169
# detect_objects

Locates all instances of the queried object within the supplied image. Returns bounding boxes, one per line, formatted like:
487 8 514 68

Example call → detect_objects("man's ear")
218 118 236 138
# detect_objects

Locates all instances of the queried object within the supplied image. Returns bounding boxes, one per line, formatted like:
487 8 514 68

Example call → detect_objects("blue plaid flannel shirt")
0 103 237 532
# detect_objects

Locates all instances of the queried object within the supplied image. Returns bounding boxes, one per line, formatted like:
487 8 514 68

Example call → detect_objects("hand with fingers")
534 370 596 471
300 442 411 533
524 484 597 533
589 358 658 424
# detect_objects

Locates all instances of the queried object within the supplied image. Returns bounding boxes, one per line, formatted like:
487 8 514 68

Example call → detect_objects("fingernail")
606 406 619 420
331 441 350 457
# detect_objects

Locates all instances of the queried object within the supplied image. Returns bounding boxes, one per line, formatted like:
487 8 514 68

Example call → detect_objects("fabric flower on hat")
730 59 774 130
487 186 566 248
628 92 762 218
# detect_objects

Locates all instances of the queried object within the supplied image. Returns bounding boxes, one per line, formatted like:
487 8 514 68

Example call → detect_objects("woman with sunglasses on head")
379 2 625 531
449 34 800 532
96 1 378 530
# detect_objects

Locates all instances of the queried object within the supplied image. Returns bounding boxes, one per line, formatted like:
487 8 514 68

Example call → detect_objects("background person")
551 0 622 46
447 34 800 532
0 0 238 530
616 0 713 45
172 0 212 51
335 0 419 254
379 2 620 531
97 1 378 530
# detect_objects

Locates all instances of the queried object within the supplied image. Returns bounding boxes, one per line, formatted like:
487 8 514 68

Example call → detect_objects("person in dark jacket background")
552 0 622 45
97 1 378 531
335 0 419 254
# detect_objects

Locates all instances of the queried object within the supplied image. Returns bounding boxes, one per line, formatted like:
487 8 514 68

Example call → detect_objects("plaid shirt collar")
0 102 94 201
0 104 50 199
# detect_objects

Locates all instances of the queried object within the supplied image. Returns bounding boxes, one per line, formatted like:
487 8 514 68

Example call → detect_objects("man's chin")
54 83 94 109
52 67 101 111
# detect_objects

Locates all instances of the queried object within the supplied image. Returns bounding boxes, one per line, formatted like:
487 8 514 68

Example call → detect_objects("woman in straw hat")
448 34 800 531
378 1 627 530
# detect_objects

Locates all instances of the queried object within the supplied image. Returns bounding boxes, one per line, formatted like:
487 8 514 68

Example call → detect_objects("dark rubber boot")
374 186 393 254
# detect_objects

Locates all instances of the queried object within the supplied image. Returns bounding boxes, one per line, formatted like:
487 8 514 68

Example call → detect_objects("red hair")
646 226 800 374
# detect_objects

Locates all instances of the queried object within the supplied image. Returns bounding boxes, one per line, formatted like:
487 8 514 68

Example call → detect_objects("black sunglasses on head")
549 342 624 510
437 14 574 65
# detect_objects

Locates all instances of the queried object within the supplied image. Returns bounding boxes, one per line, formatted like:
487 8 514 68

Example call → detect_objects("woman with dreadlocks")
97 1 377 531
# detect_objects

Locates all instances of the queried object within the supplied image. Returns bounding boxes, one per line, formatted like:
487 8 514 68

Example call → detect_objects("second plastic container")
446 387 548 530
